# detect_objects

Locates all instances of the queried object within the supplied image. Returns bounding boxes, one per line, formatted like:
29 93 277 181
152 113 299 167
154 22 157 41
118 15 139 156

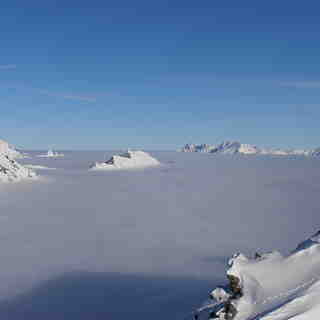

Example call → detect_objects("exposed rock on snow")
180 144 217 153
0 153 36 182
197 230 320 320
0 139 36 182
181 141 261 155
38 149 64 158
90 150 160 170
211 141 260 155
180 141 320 157
309 148 320 157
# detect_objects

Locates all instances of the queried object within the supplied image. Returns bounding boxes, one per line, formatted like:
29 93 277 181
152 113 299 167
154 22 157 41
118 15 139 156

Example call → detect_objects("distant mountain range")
180 141 320 157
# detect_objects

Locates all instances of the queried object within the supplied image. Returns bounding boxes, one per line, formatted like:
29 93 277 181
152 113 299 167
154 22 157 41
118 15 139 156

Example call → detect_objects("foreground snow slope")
212 230 320 320
90 150 160 170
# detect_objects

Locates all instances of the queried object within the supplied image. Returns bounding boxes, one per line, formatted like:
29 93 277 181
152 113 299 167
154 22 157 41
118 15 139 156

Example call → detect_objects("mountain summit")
196 230 320 320
0 139 36 182
180 141 320 157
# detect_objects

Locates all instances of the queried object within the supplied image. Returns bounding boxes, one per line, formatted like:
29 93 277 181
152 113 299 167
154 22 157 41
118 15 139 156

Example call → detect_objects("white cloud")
0 151 319 300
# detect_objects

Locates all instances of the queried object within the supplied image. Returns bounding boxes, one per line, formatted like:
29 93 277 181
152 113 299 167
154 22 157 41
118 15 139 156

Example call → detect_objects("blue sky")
1 1 320 150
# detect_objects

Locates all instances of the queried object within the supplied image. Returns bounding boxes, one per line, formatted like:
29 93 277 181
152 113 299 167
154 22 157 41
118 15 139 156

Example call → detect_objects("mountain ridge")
180 141 320 157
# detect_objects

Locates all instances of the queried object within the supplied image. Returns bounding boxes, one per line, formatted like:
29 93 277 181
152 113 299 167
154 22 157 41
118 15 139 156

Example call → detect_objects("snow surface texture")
0 139 24 159
205 230 320 320
1 151 320 319
37 149 64 158
181 141 320 157
0 140 36 182
0 152 36 182
90 150 160 170
24 164 56 170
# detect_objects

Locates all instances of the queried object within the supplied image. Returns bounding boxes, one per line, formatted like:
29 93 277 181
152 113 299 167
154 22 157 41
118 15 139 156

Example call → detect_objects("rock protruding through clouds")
180 141 320 157
90 150 160 170
0 139 36 182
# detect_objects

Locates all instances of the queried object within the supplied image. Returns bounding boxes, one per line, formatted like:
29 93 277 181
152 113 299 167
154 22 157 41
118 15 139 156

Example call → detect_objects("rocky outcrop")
198 231 320 320
90 150 160 170
180 141 320 157
0 153 36 182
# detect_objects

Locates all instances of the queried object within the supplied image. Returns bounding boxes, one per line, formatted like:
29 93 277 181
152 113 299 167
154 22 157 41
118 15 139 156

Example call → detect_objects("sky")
1 0 320 150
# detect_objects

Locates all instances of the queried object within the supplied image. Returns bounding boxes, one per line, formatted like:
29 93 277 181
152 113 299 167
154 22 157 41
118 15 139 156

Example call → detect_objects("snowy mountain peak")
198 231 320 320
0 153 36 182
180 143 215 153
38 149 64 158
210 141 260 155
180 141 320 157
0 139 23 159
294 230 320 252
90 150 160 170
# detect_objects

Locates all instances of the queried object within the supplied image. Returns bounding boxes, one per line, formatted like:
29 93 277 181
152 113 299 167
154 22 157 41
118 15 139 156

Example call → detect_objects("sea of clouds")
0 151 319 319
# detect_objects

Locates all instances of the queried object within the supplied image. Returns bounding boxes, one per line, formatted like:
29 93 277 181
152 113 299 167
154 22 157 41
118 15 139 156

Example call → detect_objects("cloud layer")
0 151 319 300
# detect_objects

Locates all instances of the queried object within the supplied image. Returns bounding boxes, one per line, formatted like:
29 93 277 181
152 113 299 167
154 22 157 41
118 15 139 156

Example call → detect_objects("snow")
24 164 56 170
37 149 64 158
0 139 36 182
238 144 260 155
0 139 24 159
205 230 320 320
0 153 36 182
0 139 9 154
180 141 320 157
180 143 216 153
90 150 161 170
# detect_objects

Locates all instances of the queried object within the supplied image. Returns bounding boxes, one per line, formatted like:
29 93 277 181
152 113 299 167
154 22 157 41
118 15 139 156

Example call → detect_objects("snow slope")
210 141 260 155
90 150 160 170
180 144 216 153
207 230 320 320
0 139 24 159
0 152 36 182
180 141 320 157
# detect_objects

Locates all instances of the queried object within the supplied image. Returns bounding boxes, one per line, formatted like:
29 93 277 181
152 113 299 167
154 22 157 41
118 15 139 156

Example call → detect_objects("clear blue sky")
1 0 320 150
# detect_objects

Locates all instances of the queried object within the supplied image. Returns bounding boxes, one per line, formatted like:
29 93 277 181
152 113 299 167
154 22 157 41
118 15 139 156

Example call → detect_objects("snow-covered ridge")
0 139 36 182
0 153 36 182
197 230 320 320
180 141 320 157
90 150 160 170
37 149 64 158
0 139 25 159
